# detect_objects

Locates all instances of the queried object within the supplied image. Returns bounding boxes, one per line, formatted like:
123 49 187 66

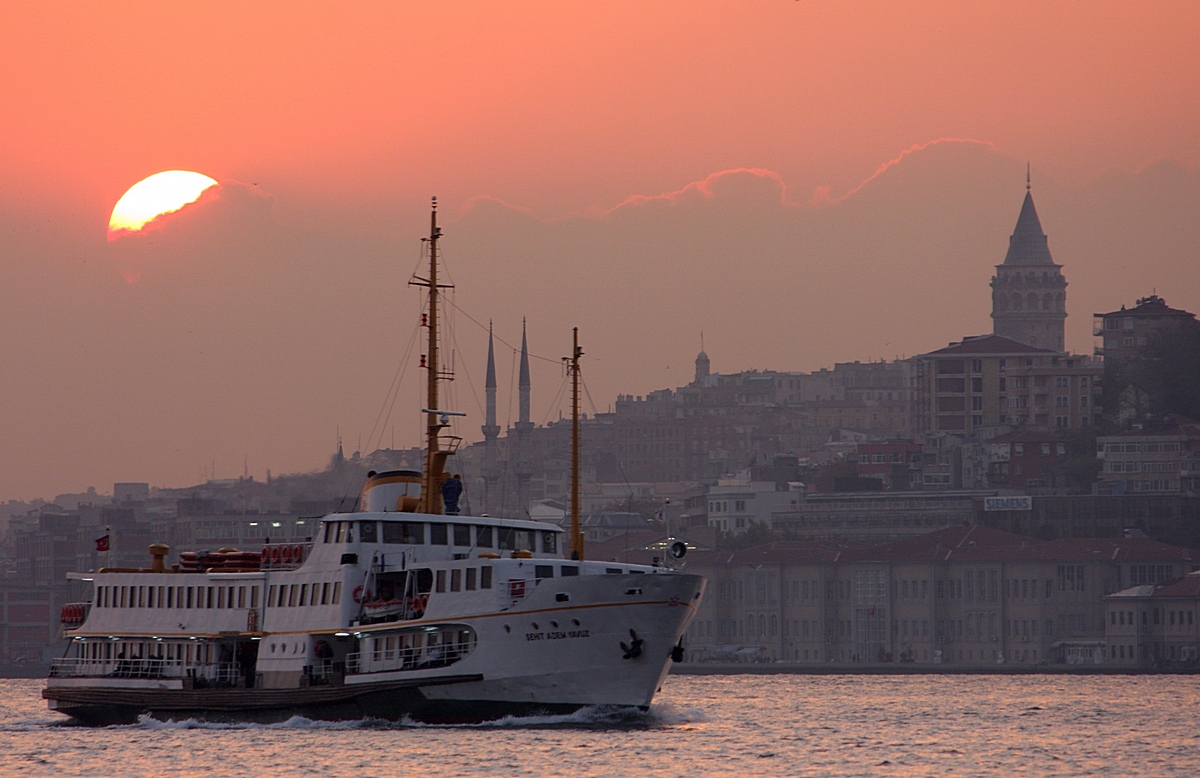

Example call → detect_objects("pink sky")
0 3 1197 501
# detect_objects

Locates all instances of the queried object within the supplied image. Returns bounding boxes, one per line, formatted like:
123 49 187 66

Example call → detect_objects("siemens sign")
984 496 1032 512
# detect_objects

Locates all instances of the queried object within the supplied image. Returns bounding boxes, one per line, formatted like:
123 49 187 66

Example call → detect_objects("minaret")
518 318 532 429
990 169 1067 351
514 319 533 517
481 322 501 515
483 321 500 441
694 333 710 385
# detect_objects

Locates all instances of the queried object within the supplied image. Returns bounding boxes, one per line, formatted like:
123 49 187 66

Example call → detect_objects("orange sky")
1 2 1198 502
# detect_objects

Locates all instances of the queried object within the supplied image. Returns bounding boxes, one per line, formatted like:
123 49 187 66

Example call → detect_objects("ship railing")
49 657 242 684
346 632 474 675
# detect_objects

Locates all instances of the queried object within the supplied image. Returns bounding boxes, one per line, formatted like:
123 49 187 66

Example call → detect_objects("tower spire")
1026 162 1031 191
483 321 499 441
518 318 531 427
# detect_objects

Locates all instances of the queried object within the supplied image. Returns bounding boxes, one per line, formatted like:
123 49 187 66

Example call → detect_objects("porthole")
572 618 580 626
270 643 276 653
503 625 511 633
531 622 539 630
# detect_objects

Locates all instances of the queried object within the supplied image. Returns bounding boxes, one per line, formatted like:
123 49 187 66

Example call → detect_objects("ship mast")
410 197 456 514
565 327 584 560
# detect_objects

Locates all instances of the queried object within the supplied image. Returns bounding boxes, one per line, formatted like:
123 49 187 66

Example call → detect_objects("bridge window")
476 526 493 548
541 531 558 554
430 523 449 545
453 524 471 545
359 520 378 543
383 522 425 544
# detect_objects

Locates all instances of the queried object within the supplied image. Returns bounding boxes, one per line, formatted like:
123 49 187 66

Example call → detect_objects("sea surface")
2 674 1197 777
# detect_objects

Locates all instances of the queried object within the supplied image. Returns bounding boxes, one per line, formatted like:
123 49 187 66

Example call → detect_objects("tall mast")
565 327 584 560
410 196 456 514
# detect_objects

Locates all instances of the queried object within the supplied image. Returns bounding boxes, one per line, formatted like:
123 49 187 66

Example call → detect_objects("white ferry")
43 199 704 725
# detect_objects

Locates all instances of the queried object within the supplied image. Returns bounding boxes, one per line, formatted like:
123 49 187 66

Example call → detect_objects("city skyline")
2 4 1198 501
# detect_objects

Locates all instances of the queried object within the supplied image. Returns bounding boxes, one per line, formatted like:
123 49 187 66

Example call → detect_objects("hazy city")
2 3 1198 776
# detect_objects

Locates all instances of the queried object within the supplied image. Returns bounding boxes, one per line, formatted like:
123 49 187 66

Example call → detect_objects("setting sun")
108 170 218 239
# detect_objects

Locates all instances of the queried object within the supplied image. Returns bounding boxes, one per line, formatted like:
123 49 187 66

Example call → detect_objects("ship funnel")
360 470 422 512
149 543 170 572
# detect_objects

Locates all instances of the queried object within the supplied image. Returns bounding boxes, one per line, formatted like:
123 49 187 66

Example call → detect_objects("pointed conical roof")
519 319 531 389
1003 191 1054 266
485 321 497 390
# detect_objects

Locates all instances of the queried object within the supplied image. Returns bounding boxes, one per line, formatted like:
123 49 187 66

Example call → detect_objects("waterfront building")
681 525 1197 666
1105 569 1200 666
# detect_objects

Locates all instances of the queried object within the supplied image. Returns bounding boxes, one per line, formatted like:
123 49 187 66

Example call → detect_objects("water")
2 674 1198 776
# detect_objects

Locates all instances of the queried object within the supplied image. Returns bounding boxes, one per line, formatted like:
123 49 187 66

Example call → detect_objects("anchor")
620 629 644 660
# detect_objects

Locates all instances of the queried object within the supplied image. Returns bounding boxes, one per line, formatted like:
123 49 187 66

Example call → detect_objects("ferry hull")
42 675 592 726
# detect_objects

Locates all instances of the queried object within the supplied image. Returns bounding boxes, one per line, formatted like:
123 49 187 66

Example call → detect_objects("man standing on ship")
441 474 464 515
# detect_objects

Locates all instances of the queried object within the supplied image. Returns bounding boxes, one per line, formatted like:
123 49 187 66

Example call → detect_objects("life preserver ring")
413 593 428 614
352 585 371 604
260 546 271 565
293 544 304 564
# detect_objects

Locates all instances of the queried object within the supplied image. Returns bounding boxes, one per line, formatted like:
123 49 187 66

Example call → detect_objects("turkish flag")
95 535 110 552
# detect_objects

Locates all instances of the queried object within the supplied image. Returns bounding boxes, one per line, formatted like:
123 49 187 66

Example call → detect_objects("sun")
108 170 219 239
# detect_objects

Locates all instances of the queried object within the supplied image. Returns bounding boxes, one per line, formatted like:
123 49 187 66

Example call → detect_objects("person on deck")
441 474 464 515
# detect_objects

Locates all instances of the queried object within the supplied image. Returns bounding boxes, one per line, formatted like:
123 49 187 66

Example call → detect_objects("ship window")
217 587 225 608
606 568 623 575
466 568 477 590
431 523 449 545
288 585 298 607
436 570 447 593
238 586 246 608
320 582 329 605
451 569 462 591
268 585 277 607
208 587 216 609
359 520 378 543
481 566 493 589
476 526 493 548
147 587 155 608
383 522 425 544
137 586 145 608
535 565 554 580
561 566 579 577
345 523 354 542
497 528 517 550
277 586 287 608
323 521 333 543
251 586 260 609
299 584 308 606
332 582 342 604
541 532 558 555
335 522 346 543
184 587 191 609
454 524 471 546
